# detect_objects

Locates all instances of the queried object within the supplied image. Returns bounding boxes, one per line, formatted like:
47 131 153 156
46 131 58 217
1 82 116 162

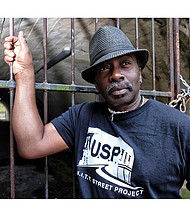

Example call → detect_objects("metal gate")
0 18 189 198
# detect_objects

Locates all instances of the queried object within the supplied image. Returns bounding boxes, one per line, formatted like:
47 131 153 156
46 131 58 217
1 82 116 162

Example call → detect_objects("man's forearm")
12 70 44 157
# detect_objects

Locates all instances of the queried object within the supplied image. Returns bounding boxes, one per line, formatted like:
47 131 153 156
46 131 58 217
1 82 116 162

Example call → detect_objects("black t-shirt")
51 99 190 198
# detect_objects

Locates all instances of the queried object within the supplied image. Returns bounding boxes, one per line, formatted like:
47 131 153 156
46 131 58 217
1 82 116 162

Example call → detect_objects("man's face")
94 54 142 111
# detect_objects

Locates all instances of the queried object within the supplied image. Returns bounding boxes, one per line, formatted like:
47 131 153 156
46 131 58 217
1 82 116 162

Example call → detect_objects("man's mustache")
106 81 133 95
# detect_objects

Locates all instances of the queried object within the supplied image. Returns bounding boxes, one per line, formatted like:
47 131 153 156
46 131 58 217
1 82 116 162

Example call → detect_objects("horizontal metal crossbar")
0 80 97 93
140 90 172 97
0 80 172 97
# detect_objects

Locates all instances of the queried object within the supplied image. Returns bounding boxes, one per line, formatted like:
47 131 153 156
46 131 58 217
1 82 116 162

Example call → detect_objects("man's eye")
99 65 109 71
122 60 130 66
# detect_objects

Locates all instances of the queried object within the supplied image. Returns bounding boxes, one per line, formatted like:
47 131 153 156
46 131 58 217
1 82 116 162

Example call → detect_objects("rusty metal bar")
95 18 99 31
42 18 49 199
189 19 190 73
135 18 139 49
94 19 100 102
189 19 190 70
71 18 76 198
9 19 14 82
0 80 172 97
168 18 175 100
9 17 15 199
43 19 48 84
151 18 156 93
71 18 75 86
173 18 180 96
140 89 172 97
0 80 96 92
116 18 120 28
71 18 75 106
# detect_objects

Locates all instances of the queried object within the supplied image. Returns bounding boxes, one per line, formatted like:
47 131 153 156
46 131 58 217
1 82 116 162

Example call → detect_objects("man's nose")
109 68 124 82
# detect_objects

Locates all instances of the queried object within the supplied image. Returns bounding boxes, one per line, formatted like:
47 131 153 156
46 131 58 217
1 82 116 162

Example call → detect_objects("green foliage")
181 188 190 199
0 102 5 112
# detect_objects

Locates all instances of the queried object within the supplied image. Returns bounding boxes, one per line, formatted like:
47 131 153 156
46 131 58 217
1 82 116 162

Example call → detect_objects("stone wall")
0 18 189 119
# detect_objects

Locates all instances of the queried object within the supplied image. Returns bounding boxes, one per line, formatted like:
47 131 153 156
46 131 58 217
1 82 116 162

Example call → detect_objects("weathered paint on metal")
0 18 183 199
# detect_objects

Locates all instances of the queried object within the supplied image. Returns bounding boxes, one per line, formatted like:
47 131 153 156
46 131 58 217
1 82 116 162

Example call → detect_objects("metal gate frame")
0 18 182 198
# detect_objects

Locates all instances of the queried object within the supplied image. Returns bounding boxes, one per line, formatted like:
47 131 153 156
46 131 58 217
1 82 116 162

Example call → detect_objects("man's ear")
139 68 142 84
94 82 100 92
140 75 142 84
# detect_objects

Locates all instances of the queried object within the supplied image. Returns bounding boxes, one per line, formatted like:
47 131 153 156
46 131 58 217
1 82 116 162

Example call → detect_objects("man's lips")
110 88 128 96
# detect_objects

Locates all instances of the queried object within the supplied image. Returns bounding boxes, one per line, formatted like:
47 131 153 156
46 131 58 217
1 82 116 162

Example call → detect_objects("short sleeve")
51 102 94 151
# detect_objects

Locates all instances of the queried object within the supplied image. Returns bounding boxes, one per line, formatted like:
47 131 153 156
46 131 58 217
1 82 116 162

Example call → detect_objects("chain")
179 75 190 94
169 75 190 113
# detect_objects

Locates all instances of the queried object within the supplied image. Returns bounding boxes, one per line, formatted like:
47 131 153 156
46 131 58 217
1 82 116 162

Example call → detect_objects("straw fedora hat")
81 25 149 84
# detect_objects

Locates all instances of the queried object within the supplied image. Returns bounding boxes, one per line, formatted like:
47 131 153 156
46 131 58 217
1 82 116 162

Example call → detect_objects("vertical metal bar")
116 18 120 28
42 18 49 199
135 18 139 49
71 18 76 198
151 18 156 94
71 18 75 106
95 18 99 31
9 19 14 82
94 18 100 102
168 18 175 100
189 18 190 73
9 18 15 199
43 19 48 84
189 19 190 84
173 18 180 96
71 18 75 87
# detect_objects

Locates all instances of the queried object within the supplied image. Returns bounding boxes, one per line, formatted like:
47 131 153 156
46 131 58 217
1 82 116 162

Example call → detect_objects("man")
4 26 190 198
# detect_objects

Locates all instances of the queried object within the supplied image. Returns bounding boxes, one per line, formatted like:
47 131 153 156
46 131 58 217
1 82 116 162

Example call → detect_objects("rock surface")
0 18 190 198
